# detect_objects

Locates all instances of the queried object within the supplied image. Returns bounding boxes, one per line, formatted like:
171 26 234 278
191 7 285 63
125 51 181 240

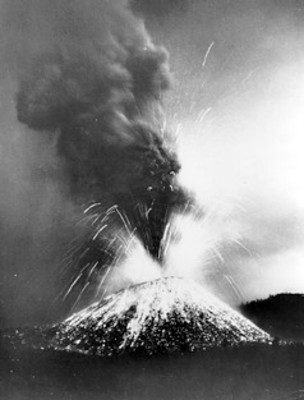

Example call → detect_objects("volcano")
51 277 272 356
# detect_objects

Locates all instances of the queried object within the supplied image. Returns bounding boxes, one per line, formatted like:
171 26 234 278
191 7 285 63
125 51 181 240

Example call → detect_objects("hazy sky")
1 0 304 327
133 0 304 302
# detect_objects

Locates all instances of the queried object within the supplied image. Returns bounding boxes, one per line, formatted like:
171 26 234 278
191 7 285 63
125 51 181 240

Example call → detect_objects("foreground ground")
1 338 304 400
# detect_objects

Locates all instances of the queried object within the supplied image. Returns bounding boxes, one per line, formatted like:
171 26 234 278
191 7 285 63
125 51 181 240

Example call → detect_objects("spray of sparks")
57 40 249 314
58 193 246 314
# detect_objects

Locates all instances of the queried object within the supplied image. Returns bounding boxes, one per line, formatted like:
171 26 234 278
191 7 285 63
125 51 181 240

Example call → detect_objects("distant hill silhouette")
241 293 304 341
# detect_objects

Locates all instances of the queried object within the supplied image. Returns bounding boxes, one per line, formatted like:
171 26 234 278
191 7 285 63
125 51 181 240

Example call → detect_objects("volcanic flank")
51 277 272 356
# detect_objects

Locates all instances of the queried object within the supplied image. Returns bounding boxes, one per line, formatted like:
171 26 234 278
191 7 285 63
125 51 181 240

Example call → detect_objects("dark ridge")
241 293 304 341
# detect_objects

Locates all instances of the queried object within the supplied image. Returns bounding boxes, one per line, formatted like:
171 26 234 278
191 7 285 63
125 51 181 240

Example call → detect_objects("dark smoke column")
16 0 188 261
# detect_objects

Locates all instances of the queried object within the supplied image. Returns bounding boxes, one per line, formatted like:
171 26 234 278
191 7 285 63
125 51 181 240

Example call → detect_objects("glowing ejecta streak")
92 224 108 241
201 41 215 69
197 107 212 124
84 203 100 214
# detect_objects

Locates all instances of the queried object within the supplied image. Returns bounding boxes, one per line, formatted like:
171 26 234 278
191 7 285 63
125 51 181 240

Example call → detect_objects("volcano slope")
2 278 304 400
52 277 271 356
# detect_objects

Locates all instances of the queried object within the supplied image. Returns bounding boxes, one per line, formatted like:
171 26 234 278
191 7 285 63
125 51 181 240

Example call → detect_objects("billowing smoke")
14 0 187 261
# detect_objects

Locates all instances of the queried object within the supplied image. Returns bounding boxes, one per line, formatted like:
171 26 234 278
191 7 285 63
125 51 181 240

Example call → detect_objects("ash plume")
14 0 188 261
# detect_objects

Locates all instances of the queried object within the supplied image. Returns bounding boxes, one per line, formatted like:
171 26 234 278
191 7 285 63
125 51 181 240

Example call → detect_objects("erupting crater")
51 276 272 356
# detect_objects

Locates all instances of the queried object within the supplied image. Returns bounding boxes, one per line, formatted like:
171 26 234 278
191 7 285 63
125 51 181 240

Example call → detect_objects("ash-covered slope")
52 277 271 356
52 277 271 355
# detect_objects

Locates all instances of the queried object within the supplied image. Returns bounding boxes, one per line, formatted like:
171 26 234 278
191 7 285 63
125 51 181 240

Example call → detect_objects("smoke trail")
12 0 188 261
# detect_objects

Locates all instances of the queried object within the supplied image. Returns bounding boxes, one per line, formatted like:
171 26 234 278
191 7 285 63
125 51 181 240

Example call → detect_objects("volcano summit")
52 277 272 356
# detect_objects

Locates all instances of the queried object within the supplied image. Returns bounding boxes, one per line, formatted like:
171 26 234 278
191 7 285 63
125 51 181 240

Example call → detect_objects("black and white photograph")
1 1 304 399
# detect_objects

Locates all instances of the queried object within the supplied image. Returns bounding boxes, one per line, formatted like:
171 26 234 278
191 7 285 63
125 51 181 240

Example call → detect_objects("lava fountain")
8 0 272 355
